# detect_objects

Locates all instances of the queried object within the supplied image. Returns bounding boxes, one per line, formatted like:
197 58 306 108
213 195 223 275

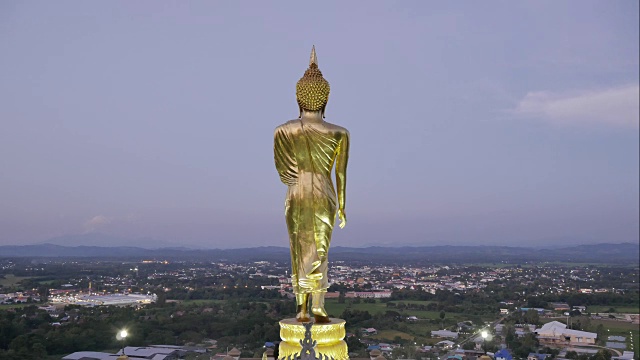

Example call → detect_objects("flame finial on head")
309 45 318 67
296 45 330 114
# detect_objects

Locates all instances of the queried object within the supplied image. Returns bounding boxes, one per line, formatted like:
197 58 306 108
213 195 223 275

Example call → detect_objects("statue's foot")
311 292 329 323
296 311 310 322
311 304 330 323
313 313 331 323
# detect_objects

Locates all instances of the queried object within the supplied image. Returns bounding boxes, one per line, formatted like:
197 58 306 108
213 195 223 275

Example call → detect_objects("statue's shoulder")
275 119 301 133
323 121 350 138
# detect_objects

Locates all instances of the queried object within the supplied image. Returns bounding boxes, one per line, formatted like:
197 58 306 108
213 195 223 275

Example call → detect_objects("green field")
325 299 442 318
390 300 437 306
588 305 639 314
0 274 32 287
590 319 640 332
324 299 476 322
180 299 229 305
37 279 57 285
370 329 415 341
0 303 32 310
324 299 388 317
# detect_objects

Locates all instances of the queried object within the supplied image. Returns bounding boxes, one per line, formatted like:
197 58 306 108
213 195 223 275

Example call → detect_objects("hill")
0 242 637 265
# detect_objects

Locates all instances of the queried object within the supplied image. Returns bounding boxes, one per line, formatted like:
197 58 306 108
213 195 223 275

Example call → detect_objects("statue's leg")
286 191 310 322
296 293 310 322
311 291 330 323
311 223 332 323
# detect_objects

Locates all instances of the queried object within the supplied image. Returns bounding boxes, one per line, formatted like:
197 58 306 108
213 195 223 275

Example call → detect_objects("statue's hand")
338 209 347 229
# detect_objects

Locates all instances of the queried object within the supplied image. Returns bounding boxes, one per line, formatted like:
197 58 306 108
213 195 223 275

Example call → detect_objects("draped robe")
274 119 349 294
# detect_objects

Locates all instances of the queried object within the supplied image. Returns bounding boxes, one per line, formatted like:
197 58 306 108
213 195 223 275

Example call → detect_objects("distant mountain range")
0 242 638 265
43 233 199 249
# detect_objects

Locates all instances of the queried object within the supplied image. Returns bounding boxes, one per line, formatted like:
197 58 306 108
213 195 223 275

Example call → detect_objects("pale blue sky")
1 1 638 248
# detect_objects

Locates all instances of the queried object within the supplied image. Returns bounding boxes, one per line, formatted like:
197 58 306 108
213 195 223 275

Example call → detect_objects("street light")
481 330 488 354
116 329 128 358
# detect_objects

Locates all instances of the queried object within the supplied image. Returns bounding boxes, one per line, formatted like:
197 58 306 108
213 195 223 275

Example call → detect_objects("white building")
534 321 597 347
63 345 205 360
436 340 456 349
431 330 459 339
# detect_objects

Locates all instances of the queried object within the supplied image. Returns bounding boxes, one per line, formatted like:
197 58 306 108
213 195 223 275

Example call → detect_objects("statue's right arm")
335 130 350 228
274 126 297 185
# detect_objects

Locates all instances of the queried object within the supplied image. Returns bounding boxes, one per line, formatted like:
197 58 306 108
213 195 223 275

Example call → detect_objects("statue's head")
296 46 330 117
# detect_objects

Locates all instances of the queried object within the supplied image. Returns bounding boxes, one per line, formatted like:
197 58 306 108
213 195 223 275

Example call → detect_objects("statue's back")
275 119 348 181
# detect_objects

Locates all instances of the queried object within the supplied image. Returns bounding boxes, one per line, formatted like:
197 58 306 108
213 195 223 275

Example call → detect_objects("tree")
184 353 211 360
565 351 578 359
346 335 365 352
524 309 540 325
439 311 446 328
394 336 406 345
514 333 539 358
338 292 345 304
595 324 606 346
340 309 372 326
31 343 47 358
392 346 408 359
147 330 175 344
37 286 49 302
542 347 560 359
385 310 402 318
155 291 167 307
592 350 612 360
463 342 475 350
505 325 517 349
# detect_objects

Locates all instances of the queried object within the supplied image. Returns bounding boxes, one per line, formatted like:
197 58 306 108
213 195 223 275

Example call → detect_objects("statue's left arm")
274 125 297 186
335 130 350 229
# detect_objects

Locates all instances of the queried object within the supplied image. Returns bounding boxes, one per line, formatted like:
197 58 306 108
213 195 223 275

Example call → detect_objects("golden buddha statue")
274 46 350 323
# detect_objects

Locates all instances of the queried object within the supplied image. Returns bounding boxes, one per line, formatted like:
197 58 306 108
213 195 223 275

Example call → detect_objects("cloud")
512 84 639 128
84 215 111 233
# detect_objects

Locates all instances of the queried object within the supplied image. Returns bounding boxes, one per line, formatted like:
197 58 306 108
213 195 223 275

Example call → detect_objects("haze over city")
1 1 638 249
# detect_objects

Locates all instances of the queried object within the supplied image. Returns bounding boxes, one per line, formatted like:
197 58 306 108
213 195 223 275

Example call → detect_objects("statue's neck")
300 110 323 123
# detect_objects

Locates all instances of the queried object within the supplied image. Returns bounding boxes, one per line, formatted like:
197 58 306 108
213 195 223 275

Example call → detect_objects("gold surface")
279 318 345 344
279 340 348 360
274 47 350 314
279 319 348 359
296 46 330 113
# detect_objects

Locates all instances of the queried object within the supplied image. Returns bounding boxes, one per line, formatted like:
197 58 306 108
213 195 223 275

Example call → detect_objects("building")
436 340 456 349
62 352 117 360
431 330 459 339
495 348 513 360
362 328 378 336
527 353 550 360
51 293 156 307
534 321 597 347
550 303 571 311
62 345 206 360
519 307 545 314
612 351 636 360
345 291 392 298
